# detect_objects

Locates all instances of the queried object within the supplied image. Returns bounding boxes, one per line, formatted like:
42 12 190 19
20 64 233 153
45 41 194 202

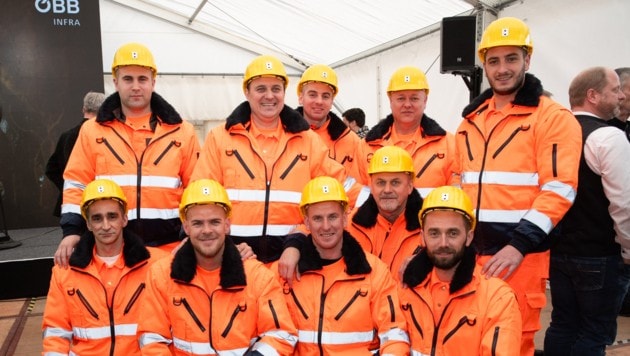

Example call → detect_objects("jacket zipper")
123 283 145 314
76 289 99 319
280 154 306 179
334 288 368 320
416 153 441 179
289 289 309 319
442 315 476 344
226 149 255 179
96 137 125 165
458 131 474 161
492 125 530 158
268 299 281 328
403 303 424 338
153 140 180 165
221 302 247 337
178 297 206 332
552 143 558 177
492 326 500 356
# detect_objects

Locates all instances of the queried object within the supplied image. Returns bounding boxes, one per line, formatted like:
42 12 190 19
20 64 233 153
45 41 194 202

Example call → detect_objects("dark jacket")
45 118 88 217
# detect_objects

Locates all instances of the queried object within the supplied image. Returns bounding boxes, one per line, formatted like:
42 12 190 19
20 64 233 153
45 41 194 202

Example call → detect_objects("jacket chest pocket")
66 288 101 332
442 314 477 345
332 286 370 321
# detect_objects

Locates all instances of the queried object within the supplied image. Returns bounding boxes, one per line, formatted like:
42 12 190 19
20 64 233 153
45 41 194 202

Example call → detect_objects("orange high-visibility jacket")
61 92 199 246
191 102 351 262
138 238 298 355
42 230 167 355
351 113 455 201
399 247 522 356
296 107 360 172
348 189 424 281
273 232 410 355
454 74 581 256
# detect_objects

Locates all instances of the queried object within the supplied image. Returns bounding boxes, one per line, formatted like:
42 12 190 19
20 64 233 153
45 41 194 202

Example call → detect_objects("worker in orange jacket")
56 43 200 267
351 66 455 203
191 55 355 264
273 176 409 354
295 64 360 171
453 17 582 355
42 179 167 355
348 146 423 281
400 186 522 356
138 179 297 355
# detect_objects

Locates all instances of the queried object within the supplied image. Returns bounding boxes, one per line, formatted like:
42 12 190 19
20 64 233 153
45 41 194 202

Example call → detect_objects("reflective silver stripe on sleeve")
43 327 73 340
139 332 172 348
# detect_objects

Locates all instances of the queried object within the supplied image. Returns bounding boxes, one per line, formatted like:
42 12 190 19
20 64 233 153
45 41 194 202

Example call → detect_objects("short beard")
428 246 466 270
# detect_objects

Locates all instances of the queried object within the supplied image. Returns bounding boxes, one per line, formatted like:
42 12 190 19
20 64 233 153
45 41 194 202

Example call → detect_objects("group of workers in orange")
41 16 605 356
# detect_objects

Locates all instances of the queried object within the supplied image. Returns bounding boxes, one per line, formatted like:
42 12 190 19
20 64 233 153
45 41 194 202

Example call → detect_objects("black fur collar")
170 237 246 288
295 107 351 141
365 113 446 142
225 101 309 133
461 73 544 117
352 188 422 231
402 245 476 294
298 231 372 275
97 92 183 125
69 228 151 269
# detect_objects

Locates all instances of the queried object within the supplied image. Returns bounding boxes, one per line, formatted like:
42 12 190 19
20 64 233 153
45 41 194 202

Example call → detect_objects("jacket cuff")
60 212 86 237
283 232 307 250
508 230 535 256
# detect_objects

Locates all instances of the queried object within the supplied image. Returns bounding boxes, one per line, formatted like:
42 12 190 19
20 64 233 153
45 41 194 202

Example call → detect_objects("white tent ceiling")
105 0 507 68
100 0 630 138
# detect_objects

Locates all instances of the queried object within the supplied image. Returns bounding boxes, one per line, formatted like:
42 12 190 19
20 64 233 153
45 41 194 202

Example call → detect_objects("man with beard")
544 67 630 355
453 17 582 355
348 145 423 281
399 186 521 355
138 179 297 355
273 176 409 354
608 67 630 142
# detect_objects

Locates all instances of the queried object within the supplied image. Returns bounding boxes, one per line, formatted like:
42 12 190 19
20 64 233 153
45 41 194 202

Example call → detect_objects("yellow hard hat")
419 186 476 230
478 17 533 62
297 64 338 96
81 179 127 220
179 179 232 221
243 55 289 93
368 146 415 175
111 42 157 77
387 66 429 94
299 176 348 217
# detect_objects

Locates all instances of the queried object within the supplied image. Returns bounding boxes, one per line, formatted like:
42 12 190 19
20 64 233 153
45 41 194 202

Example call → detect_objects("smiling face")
245 76 286 129
299 81 334 127
183 204 231 270
113 65 155 116
303 201 347 260
483 46 530 98
86 199 127 255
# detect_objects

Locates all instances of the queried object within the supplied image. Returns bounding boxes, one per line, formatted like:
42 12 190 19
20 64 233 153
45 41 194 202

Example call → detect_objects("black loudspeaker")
441 16 477 74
